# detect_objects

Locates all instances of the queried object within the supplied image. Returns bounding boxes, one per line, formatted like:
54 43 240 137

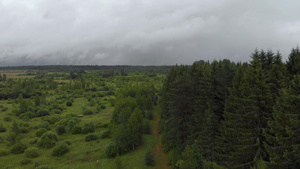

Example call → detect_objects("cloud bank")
1 0 300 65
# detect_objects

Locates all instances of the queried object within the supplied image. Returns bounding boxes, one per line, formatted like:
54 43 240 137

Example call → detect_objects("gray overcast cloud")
0 0 300 66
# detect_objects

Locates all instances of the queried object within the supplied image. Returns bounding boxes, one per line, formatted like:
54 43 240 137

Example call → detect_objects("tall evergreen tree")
217 51 272 168
287 47 300 76
162 67 194 151
265 75 300 168
215 65 246 167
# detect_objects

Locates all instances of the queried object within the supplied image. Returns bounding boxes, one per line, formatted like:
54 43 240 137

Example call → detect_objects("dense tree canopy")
160 48 299 169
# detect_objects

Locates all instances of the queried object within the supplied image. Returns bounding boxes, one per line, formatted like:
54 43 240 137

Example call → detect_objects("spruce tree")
265 75 300 168
287 47 300 76
215 65 246 167
218 51 272 168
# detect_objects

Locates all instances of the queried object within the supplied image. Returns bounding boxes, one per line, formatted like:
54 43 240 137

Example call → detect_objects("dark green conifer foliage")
217 51 273 168
265 75 300 168
287 47 300 76
190 63 211 138
161 66 194 151
215 65 246 167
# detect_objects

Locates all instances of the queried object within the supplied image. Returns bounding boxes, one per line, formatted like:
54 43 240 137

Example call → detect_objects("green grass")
0 71 163 169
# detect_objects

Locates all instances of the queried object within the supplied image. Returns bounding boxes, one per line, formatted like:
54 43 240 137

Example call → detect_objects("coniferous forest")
160 47 300 169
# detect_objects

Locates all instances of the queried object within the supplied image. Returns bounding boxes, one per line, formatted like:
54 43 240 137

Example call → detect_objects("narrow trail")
153 113 172 169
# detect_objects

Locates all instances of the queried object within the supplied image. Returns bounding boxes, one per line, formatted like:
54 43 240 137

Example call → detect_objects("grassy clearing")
0 70 168 169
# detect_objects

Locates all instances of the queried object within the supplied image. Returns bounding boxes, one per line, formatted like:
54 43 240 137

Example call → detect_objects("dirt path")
153 114 172 169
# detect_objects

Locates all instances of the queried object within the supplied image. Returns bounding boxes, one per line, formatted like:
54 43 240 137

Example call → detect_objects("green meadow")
0 67 169 169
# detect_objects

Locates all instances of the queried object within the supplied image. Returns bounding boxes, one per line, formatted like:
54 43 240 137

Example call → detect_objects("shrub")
11 143 27 154
37 132 57 149
36 128 47 137
2 107 8 111
100 130 111 139
20 127 29 133
25 147 39 158
85 133 98 142
19 112 35 119
105 143 121 158
0 149 9 156
40 121 50 130
100 105 106 109
52 144 69 157
4 116 11 122
71 126 82 134
82 123 95 134
56 125 66 135
83 109 93 115
45 115 60 124
20 159 32 165
0 123 6 133
36 109 49 117
53 109 62 114
30 138 38 144
66 101 72 106
145 151 155 166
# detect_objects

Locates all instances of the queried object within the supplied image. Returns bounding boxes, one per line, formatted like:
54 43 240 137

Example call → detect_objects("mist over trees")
160 47 300 169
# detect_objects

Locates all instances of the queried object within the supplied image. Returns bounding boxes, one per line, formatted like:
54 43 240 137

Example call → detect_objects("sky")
0 0 300 66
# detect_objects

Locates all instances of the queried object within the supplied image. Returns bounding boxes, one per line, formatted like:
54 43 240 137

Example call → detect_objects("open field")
0 67 171 169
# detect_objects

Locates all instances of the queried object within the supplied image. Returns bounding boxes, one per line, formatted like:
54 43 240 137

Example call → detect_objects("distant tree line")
160 47 300 169
0 65 171 74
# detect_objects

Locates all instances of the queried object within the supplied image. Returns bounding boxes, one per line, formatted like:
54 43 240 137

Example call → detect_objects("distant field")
0 71 35 79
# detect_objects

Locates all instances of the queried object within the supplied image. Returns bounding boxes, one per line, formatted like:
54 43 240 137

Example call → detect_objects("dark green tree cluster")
106 83 156 157
0 74 58 100
161 48 300 168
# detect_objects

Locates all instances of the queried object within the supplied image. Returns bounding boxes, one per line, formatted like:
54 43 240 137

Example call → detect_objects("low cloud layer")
1 0 300 66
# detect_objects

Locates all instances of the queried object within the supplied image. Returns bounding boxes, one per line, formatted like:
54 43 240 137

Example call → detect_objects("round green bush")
11 143 27 154
85 133 98 142
105 143 121 158
82 123 95 134
37 132 57 149
25 147 39 158
66 101 72 106
83 109 93 115
46 115 60 124
30 138 38 144
71 126 82 134
56 125 66 135
35 128 47 137
40 121 50 130
52 144 69 157
20 159 32 165
36 109 49 117
4 116 11 122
